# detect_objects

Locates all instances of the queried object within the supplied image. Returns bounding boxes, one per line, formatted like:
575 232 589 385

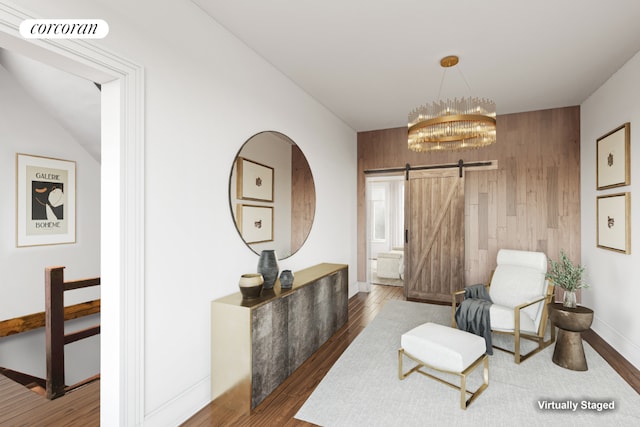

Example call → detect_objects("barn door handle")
405 229 408 243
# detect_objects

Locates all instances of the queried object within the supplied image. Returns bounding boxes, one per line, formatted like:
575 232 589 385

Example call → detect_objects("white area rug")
295 300 640 426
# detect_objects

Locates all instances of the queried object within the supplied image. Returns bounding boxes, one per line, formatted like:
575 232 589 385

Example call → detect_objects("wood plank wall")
357 106 581 288
291 145 315 253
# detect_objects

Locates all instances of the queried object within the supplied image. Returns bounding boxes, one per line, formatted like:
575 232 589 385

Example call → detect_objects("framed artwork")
236 204 273 244
597 123 630 190
597 193 631 254
236 157 274 202
16 154 76 247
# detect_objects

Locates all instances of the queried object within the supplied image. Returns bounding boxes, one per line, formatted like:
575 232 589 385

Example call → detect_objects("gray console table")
211 263 348 412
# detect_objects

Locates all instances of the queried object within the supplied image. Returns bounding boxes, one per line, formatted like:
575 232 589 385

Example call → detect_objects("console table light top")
215 262 348 309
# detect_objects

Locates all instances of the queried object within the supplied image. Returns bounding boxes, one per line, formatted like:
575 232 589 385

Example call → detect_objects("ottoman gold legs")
398 348 489 409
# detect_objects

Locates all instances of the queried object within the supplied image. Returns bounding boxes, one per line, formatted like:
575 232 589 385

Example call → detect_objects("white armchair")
452 249 555 364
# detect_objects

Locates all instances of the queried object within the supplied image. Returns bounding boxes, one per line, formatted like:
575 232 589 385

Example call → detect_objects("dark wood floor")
1 285 638 426
0 373 99 426
182 284 405 427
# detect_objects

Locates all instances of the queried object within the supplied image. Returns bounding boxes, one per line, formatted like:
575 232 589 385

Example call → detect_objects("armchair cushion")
490 304 537 333
488 249 548 331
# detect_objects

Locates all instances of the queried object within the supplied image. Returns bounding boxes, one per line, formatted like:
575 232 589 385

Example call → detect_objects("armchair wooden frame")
451 273 556 364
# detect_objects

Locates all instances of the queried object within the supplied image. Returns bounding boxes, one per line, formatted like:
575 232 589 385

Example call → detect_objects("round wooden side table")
549 303 594 371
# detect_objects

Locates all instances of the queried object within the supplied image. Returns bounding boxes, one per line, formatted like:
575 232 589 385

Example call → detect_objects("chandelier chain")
436 68 448 102
456 67 474 98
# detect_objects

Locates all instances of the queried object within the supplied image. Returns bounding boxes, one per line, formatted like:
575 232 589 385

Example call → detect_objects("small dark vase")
258 250 279 289
280 270 294 289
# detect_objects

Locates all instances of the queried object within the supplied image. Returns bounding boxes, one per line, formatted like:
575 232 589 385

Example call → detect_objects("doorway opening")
0 10 145 422
0 47 101 391
365 174 404 288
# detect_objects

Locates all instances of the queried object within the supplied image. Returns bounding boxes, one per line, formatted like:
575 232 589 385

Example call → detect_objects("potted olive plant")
546 250 588 308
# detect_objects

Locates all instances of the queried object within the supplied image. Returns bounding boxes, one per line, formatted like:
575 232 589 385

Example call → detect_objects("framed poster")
236 204 273 244
597 123 630 190
16 154 76 247
236 157 274 202
597 193 630 254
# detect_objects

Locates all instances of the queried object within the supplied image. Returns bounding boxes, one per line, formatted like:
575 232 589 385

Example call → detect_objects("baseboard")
357 281 371 293
591 316 640 371
143 375 210 427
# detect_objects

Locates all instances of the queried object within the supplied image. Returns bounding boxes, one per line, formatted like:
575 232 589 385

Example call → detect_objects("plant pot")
563 290 577 308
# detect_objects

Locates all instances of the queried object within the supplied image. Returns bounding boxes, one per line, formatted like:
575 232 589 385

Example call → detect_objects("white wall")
10 1 358 425
0 63 101 383
581 50 640 369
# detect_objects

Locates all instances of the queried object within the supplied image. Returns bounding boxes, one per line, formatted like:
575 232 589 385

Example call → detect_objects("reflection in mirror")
229 131 315 260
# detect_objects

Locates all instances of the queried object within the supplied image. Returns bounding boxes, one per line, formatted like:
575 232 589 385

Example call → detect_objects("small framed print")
236 204 273 244
597 193 631 254
16 153 76 247
236 157 274 202
597 123 630 190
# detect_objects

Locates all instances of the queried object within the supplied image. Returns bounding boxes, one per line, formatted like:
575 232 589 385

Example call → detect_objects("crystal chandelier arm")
408 114 496 133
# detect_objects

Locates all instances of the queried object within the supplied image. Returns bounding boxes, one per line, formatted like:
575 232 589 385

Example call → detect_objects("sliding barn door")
404 168 465 302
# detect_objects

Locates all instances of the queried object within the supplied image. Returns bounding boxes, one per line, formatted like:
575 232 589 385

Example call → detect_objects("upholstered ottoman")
398 322 489 409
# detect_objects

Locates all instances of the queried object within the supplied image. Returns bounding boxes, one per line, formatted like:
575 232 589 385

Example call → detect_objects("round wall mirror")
229 131 316 260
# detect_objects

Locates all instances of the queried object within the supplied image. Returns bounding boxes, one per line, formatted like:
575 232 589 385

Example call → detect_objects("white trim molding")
357 281 371 293
0 2 145 425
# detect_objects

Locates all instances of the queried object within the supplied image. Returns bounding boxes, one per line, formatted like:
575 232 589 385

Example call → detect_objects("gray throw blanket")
454 284 493 355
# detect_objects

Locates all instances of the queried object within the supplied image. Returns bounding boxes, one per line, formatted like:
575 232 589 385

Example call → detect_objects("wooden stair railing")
0 300 100 338
45 266 100 400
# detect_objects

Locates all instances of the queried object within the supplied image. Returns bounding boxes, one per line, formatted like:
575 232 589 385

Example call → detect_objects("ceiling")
0 48 101 162
193 0 640 132
3 0 640 159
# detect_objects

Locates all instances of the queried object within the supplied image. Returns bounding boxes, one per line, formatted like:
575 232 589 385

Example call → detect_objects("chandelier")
408 55 496 152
